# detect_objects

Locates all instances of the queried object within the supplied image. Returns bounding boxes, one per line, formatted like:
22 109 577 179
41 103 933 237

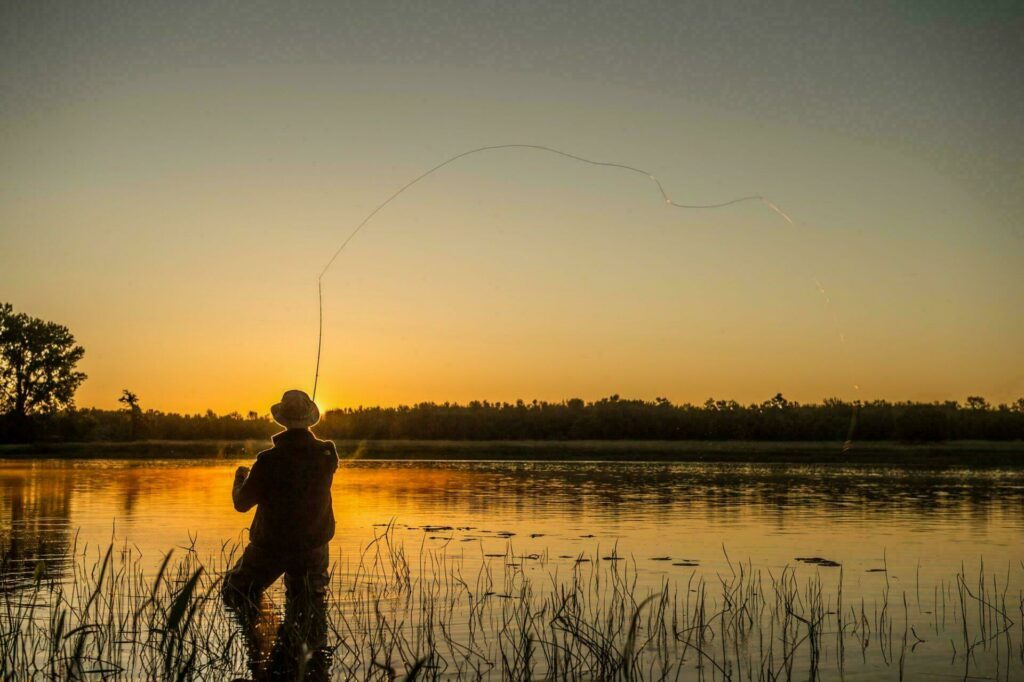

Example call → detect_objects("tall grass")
1 528 1021 680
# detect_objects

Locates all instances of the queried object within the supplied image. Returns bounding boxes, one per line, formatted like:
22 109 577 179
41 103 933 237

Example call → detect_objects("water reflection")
225 586 330 681
0 464 75 589
1 459 1023 592
1 457 1022 681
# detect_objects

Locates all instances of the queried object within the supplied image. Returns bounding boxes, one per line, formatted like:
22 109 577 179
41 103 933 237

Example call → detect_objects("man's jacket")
233 428 339 552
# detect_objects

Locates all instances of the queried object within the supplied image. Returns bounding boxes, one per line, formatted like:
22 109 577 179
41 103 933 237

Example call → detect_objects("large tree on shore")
0 303 87 420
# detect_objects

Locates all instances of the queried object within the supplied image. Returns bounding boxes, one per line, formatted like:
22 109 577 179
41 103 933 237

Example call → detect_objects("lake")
2 456 1023 680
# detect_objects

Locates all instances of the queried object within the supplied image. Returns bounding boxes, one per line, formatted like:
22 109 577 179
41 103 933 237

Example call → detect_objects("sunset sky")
2 2 1021 414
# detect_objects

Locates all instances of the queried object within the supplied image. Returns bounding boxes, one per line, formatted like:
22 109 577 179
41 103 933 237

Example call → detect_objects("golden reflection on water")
3 457 1023 681
2 458 1023 597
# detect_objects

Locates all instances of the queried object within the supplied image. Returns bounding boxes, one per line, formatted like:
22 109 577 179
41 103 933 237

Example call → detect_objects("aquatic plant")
1 528 1021 680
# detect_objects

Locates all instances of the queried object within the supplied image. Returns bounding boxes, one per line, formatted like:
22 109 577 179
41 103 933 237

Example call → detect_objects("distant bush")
893 404 952 442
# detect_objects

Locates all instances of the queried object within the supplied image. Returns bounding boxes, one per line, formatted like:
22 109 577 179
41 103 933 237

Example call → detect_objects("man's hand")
232 464 258 512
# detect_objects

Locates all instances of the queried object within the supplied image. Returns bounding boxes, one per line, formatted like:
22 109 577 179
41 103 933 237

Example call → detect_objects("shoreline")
1 439 1023 465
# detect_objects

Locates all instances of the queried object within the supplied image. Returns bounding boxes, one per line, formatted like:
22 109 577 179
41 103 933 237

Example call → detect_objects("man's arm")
232 457 265 512
324 440 339 471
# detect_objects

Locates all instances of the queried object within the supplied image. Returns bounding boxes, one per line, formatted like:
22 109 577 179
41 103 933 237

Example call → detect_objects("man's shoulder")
261 431 336 457
254 446 277 463
257 431 295 460
312 437 339 471
315 437 338 454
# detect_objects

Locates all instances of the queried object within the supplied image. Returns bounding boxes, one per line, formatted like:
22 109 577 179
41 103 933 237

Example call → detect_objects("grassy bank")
1 438 1023 465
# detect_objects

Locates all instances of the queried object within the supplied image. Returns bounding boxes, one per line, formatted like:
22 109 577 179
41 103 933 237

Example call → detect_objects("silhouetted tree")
0 303 86 439
966 396 990 411
118 389 143 440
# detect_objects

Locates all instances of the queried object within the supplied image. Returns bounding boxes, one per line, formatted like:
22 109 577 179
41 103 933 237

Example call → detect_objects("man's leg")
272 545 332 680
282 544 330 602
222 543 285 608
223 544 286 681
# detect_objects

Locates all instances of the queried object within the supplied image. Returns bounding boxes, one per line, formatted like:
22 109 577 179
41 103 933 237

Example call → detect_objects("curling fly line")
311 143 794 402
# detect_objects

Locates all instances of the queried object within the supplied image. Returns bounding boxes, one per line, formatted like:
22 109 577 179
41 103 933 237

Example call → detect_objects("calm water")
2 457 1024 679
3 458 1023 581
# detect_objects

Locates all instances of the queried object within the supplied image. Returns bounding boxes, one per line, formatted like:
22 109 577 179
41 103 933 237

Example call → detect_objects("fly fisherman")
222 389 339 607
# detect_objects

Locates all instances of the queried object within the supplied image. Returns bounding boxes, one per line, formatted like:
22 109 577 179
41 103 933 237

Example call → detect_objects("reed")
1 529 1021 680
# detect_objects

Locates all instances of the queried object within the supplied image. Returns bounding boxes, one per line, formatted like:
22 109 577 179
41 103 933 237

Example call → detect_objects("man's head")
271 389 320 430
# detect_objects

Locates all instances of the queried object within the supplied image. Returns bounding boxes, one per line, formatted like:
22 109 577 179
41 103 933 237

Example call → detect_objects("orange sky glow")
2 7 1021 414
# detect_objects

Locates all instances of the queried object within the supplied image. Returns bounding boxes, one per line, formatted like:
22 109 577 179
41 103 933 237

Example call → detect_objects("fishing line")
814 277 862 451
311 143 797 401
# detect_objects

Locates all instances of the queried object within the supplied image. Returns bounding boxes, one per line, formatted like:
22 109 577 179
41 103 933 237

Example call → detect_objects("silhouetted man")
223 389 338 680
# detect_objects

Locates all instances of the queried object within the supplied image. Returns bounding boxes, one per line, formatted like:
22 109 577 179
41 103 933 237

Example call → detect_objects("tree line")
3 393 1023 443
3 302 1023 443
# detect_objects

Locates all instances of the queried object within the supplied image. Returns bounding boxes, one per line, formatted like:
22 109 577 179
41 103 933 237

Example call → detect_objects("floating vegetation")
795 556 842 567
1 528 1022 681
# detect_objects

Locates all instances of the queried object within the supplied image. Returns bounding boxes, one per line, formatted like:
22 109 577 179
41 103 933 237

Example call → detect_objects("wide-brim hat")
271 389 320 429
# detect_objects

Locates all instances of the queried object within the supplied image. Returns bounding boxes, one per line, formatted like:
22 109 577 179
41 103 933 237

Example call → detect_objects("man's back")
233 428 339 552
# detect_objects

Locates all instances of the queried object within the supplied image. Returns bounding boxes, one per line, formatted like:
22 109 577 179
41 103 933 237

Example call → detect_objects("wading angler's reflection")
221 390 338 681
